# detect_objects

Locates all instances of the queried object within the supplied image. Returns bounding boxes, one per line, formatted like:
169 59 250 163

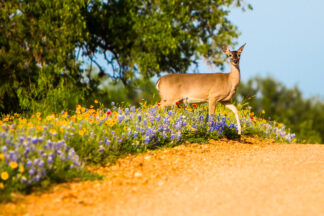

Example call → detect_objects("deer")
156 44 246 139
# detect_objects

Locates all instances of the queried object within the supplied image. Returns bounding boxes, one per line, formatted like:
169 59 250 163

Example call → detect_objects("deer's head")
222 44 246 67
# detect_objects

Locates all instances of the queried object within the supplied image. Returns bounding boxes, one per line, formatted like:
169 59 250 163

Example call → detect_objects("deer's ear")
222 45 230 54
237 43 246 54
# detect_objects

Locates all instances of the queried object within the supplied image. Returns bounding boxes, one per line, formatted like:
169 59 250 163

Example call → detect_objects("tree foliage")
82 0 252 85
0 0 87 113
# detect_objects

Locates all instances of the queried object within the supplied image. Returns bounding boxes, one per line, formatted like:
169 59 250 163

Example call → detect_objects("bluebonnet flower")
118 115 123 123
111 101 115 106
38 160 45 168
133 131 138 138
32 175 41 182
144 136 150 145
32 137 38 144
29 167 36 176
156 115 161 122
47 154 54 164
20 176 27 183
176 122 181 130
125 108 130 115
137 115 142 122
176 132 181 141
23 147 31 156
99 145 105 153
130 106 136 112
170 134 176 140
9 151 17 162
145 128 151 136
1 145 8 153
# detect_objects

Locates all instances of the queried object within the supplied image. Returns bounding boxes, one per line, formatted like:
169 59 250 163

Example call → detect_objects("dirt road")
2 137 324 216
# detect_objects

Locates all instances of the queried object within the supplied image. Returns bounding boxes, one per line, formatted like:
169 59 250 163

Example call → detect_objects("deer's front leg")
222 101 242 135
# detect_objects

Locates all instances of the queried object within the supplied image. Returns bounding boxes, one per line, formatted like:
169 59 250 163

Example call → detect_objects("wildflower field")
0 101 296 201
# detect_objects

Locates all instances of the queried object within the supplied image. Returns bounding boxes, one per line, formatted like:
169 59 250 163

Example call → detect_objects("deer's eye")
229 54 232 57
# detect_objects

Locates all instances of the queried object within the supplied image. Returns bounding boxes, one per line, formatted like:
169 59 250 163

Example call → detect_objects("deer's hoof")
234 135 241 142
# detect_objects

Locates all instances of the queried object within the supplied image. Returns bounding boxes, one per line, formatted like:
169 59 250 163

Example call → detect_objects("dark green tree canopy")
0 0 87 113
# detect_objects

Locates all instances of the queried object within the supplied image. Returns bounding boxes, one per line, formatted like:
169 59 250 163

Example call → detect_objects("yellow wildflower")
62 112 68 118
9 161 18 169
55 120 62 126
71 116 76 121
36 125 44 131
27 123 33 128
76 104 81 110
89 118 94 124
1 172 9 181
77 114 83 121
60 127 64 133
0 182 4 189
94 100 99 104
82 112 90 119
0 120 2 125
0 153 4 160
79 128 86 136
49 129 57 134
261 109 265 114
90 105 94 109
19 118 27 124
123 126 128 130
19 165 24 173
46 115 55 121
81 107 86 112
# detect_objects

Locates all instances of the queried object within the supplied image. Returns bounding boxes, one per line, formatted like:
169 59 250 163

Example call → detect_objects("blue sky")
220 0 324 98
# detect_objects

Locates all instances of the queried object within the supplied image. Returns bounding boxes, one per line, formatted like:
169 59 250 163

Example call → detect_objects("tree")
0 0 87 113
82 0 252 86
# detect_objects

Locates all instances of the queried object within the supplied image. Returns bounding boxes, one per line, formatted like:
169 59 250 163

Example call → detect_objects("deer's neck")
229 64 240 88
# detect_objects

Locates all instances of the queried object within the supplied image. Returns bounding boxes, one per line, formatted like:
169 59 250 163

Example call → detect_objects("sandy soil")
1 137 324 216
